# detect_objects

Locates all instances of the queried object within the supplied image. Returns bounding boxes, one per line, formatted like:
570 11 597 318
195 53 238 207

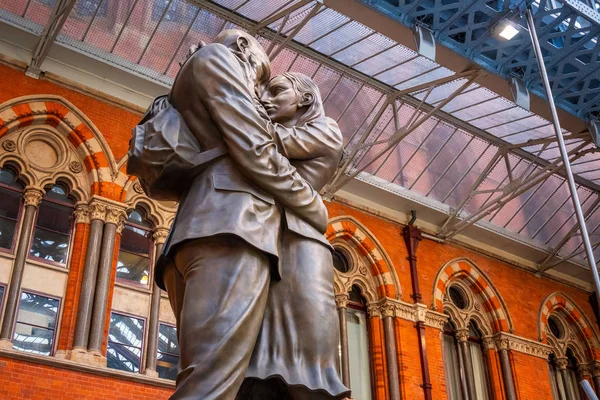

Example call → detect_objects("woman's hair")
280 72 325 126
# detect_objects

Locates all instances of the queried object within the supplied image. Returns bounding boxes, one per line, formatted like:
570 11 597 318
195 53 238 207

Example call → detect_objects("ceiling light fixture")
496 21 520 40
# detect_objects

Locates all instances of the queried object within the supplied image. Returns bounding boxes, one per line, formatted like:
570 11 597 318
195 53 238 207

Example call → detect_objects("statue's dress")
238 118 350 400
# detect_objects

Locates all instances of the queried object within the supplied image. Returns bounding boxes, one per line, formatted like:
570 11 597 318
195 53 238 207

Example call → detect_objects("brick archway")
0 95 127 199
539 292 600 360
326 215 401 299
432 258 513 333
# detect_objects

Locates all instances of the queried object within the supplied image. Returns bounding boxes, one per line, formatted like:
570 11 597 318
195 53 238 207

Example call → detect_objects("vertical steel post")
525 8 600 309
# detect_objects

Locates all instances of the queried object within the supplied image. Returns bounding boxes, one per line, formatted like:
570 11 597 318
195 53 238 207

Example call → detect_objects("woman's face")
260 75 303 125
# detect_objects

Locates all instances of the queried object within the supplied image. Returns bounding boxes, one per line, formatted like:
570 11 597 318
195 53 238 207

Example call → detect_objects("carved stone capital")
105 206 126 227
496 338 510 351
89 202 107 221
73 204 90 224
578 365 591 378
153 228 170 245
456 328 469 343
592 361 600 377
379 300 395 319
483 337 496 351
335 294 349 309
367 303 382 318
556 357 569 370
23 187 44 207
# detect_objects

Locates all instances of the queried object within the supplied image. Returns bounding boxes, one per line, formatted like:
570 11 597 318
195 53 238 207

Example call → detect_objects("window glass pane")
107 343 142 373
346 308 372 400
469 341 490 400
0 188 21 250
157 352 179 380
29 229 70 264
107 313 145 374
121 225 151 255
0 188 21 220
0 168 21 187
13 323 55 355
16 292 58 328
0 286 4 309
36 201 72 234
443 334 462 400
13 292 59 356
158 324 179 355
117 251 150 286
157 324 180 381
0 217 17 250
108 314 144 346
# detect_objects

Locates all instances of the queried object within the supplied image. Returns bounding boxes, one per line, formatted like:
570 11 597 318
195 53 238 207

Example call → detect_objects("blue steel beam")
358 0 600 120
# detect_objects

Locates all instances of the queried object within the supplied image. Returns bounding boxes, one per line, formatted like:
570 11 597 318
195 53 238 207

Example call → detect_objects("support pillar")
456 329 478 400
557 358 578 400
335 293 351 388
578 365 592 400
403 222 432 400
380 301 401 400
87 205 125 362
71 201 106 358
0 187 44 348
593 362 600 398
144 228 169 377
495 338 517 400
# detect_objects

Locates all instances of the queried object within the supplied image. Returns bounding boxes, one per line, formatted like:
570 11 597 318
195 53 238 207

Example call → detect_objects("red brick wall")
58 221 90 351
0 356 173 400
0 63 140 161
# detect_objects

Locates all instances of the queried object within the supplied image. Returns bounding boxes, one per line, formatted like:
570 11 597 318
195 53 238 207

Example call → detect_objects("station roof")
1 0 600 288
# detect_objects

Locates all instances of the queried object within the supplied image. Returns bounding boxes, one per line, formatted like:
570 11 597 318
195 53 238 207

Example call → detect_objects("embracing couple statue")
129 29 350 400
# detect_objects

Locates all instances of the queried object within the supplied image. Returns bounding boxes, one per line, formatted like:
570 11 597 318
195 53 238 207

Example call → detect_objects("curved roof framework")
1 0 600 285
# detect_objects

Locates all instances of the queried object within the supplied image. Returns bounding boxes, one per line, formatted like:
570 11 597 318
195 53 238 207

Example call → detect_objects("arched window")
116 208 153 287
0 167 24 252
29 183 74 266
442 320 491 400
346 285 373 400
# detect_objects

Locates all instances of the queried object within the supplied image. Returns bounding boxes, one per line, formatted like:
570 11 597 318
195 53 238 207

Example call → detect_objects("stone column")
495 338 517 400
0 187 44 348
71 202 106 357
335 293 351 388
593 362 600 398
557 358 577 400
144 227 169 377
87 204 125 359
456 328 478 400
578 365 592 400
380 301 401 400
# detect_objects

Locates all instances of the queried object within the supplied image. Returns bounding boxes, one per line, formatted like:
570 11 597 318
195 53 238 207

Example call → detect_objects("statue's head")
213 29 271 88
261 72 324 128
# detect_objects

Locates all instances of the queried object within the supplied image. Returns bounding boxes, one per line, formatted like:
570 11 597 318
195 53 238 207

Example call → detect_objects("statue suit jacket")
154 43 328 289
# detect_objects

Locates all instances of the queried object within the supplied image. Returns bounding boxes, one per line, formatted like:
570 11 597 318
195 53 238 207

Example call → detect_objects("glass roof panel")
353 45 417 76
311 20 373 55
332 32 395 66
293 8 349 45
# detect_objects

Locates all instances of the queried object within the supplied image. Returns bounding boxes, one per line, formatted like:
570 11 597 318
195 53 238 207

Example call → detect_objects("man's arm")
190 44 328 232
270 118 343 161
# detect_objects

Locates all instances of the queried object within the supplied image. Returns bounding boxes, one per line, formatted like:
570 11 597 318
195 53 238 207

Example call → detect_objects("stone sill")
0 347 176 389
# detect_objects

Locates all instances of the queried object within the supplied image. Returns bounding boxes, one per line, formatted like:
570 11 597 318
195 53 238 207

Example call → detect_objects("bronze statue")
131 29 349 400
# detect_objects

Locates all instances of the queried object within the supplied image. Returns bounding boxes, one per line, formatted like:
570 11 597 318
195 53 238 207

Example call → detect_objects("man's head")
213 29 271 89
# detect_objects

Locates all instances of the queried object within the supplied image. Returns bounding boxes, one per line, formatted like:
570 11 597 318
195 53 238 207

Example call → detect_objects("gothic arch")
432 258 514 333
538 292 600 361
0 95 127 199
124 177 177 230
326 215 401 300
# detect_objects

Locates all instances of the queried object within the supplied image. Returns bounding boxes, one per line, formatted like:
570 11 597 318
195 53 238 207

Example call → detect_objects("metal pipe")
526 8 600 311
581 379 599 400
